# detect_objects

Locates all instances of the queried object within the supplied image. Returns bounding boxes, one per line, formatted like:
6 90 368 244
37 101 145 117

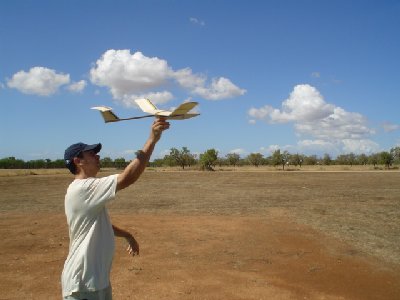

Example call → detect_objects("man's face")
78 150 100 175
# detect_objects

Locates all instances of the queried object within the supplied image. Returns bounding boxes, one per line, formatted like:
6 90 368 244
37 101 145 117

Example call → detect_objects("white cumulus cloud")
294 107 375 140
90 50 171 101
382 122 399 133
90 49 245 106
190 17 205 26
228 148 247 156
260 145 282 155
67 80 87 93
172 68 245 100
297 139 338 154
172 68 206 90
120 91 174 108
342 139 380 154
193 77 246 100
7 67 70 96
249 84 377 154
311 71 320 78
249 84 334 123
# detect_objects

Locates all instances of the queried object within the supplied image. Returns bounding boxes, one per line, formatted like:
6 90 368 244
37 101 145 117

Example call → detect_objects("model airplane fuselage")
92 98 200 123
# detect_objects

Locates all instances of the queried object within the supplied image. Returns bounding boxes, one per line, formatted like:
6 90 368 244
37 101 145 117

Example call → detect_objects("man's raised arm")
116 118 170 191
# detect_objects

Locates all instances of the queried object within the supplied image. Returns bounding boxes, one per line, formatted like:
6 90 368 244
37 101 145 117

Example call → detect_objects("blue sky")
1 0 399 161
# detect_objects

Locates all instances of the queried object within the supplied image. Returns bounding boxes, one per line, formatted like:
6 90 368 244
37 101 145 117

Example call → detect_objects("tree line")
153 146 400 170
1 146 399 171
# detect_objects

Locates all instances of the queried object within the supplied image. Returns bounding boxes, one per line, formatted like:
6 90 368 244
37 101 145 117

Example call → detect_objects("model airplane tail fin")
91 106 120 123
135 98 159 114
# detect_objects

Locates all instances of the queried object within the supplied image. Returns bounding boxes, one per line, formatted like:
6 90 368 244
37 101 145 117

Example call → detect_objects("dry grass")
1 163 396 177
0 169 399 299
0 168 70 177
1 169 399 264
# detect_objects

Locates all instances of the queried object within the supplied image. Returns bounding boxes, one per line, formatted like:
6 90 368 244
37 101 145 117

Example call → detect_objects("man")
61 118 170 300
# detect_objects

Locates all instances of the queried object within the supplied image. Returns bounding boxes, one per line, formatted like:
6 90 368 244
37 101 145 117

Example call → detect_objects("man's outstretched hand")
151 117 170 143
126 234 140 256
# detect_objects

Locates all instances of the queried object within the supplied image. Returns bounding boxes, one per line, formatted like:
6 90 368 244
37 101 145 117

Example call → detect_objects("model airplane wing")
135 98 199 119
170 102 198 115
168 102 200 120
134 98 165 115
92 99 200 123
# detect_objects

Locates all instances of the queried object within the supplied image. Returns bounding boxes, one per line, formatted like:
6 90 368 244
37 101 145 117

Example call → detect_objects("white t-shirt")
61 174 118 297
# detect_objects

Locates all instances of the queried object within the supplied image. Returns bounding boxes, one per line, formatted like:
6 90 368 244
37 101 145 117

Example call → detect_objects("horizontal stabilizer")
91 106 120 123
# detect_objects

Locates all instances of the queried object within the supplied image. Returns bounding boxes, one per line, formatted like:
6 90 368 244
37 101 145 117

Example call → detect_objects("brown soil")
0 170 399 299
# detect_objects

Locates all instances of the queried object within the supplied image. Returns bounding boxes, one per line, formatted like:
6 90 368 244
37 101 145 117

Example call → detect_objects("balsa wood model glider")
92 98 200 123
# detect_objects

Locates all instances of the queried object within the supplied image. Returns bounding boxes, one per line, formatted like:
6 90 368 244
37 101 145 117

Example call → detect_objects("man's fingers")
153 119 170 130
126 239 140 256
152 120 170 139
127 246 139 256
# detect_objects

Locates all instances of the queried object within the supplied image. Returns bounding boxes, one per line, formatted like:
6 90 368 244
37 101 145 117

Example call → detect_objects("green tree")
335 154 348 165
0 157 25 169
28 159 46 169
187 153 197 167
247 153 263 167
149 158 165 168
226 153 240 167
281 151 290 170
348 153 356 166
270 149 290 170
303 155 318 165
271 150 283 168
216 157 227 167
52 159 66 168
379 151 393 169
322 153 332 165
169 147 195 169
290 153 304 167
390 147 400 164
162 154 177 167
368 153 379 167
262 156 272 166
114 157 127 169
101 157 113 168
357 154 368 165
200 149 218 171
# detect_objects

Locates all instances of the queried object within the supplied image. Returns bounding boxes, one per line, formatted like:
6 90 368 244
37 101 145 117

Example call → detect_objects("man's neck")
75 170 97 179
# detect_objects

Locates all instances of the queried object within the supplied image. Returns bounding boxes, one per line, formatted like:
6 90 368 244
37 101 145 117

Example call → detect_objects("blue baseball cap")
64 142 102 174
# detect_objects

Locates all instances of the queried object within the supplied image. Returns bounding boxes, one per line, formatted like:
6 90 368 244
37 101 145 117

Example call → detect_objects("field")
0 169 399 299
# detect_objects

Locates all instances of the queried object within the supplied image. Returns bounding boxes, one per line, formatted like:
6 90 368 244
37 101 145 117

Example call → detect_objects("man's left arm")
112 225 140 256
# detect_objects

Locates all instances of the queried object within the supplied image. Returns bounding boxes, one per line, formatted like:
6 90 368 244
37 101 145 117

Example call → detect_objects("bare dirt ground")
0 170 399 299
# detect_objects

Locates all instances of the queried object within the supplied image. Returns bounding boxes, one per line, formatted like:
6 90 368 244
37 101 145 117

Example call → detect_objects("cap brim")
83 143 102 153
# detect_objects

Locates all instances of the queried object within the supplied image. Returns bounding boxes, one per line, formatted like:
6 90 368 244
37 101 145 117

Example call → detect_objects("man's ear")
73 157 82 167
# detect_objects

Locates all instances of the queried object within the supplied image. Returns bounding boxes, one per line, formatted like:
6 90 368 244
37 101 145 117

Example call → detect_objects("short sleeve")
84 174 118 208
65 174 118 217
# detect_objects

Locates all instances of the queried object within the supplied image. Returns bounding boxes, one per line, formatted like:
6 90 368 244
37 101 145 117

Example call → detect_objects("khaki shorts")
63 285 112 300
